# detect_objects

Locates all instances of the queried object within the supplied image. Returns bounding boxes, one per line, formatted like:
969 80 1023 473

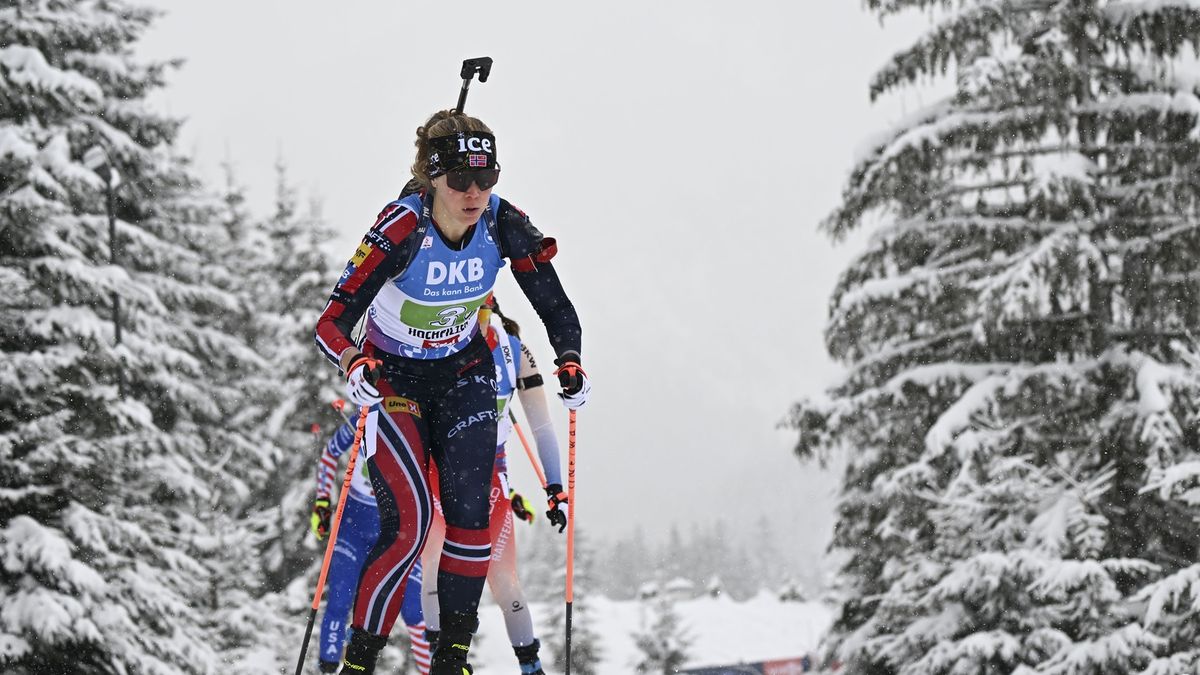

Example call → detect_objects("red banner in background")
763 658 811 675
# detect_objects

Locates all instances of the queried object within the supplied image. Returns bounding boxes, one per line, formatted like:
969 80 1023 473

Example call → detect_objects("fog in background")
138 1 930 578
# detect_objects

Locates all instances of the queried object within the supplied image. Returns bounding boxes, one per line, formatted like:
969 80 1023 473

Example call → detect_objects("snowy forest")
789 0 1200 673
8 0 1200 674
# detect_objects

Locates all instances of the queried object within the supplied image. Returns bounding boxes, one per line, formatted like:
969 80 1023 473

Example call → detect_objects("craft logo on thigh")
384 396 422 418
446 409 499 437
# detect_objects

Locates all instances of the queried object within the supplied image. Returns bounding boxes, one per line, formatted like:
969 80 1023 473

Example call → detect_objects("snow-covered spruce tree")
1127 341 1200 674
239 160 342 594
633 596 693 674
789 1 1200 673
0 1 276 672
192 163 302 672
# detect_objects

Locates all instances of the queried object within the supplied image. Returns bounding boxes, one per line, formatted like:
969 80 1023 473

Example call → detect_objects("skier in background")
314 109 588 675
311 413 431 674
421 297 568 675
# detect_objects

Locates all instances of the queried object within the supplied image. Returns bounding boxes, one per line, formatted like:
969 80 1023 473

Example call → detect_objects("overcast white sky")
137 1 931 573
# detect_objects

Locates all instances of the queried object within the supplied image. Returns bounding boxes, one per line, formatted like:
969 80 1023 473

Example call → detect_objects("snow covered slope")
468 591 834 673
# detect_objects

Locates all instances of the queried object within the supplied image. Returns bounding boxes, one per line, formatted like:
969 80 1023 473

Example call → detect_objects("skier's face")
432 174 492 228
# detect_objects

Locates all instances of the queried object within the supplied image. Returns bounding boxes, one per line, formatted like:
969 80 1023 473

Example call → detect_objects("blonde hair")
410 110 493 190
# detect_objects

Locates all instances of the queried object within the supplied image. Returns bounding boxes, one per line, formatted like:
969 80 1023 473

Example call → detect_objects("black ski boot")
513 638 547 675
318 660 340 673
425 628 441 652
341 629 388 674
429 612 478 675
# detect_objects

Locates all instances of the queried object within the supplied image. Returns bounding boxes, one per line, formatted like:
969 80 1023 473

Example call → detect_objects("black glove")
311 498 332 540
510 490 535 524
545 483 569 533
553 352 590 409
554 352 585 394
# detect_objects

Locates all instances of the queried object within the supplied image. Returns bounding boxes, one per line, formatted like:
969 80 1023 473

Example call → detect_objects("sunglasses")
445 168 500 192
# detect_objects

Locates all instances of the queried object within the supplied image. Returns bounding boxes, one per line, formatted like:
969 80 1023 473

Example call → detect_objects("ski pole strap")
553 359 586 396
546 486 567 507
553 361 585 379
346 355 382 383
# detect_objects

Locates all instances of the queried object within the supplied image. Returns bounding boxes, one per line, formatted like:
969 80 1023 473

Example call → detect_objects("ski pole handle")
332 398 353 425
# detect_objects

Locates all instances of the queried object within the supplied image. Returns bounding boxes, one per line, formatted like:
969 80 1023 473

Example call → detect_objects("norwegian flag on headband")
468 153 488 167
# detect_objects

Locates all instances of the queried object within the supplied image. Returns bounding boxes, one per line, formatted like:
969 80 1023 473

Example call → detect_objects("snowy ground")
468 592 834 674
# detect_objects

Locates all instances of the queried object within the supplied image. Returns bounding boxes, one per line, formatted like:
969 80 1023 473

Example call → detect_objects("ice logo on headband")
457 136 493 153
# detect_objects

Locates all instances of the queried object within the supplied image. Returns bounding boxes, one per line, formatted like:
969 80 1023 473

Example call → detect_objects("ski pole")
455 56 493 113
332 398 353 425
294 404 371 675
508 409 548 490
564 409 577 675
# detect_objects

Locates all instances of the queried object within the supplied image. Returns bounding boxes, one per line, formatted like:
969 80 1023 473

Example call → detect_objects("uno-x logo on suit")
383 396 421 418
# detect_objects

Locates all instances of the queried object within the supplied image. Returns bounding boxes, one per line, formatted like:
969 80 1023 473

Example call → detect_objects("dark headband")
427 131 498 178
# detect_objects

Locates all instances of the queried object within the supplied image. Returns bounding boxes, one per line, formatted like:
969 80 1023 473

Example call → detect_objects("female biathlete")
421 298 567 675
309 412 430 674
314 110 589 675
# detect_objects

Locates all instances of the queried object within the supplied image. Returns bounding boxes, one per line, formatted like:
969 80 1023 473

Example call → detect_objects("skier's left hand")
510 490 535 524
311 498 332 540
545 484 569 533
553 353 589 410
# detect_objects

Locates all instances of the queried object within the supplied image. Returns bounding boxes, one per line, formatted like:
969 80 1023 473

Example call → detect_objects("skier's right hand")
344 354 383 407
553 352 590 410
545 484 569 533
311 498 332 540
